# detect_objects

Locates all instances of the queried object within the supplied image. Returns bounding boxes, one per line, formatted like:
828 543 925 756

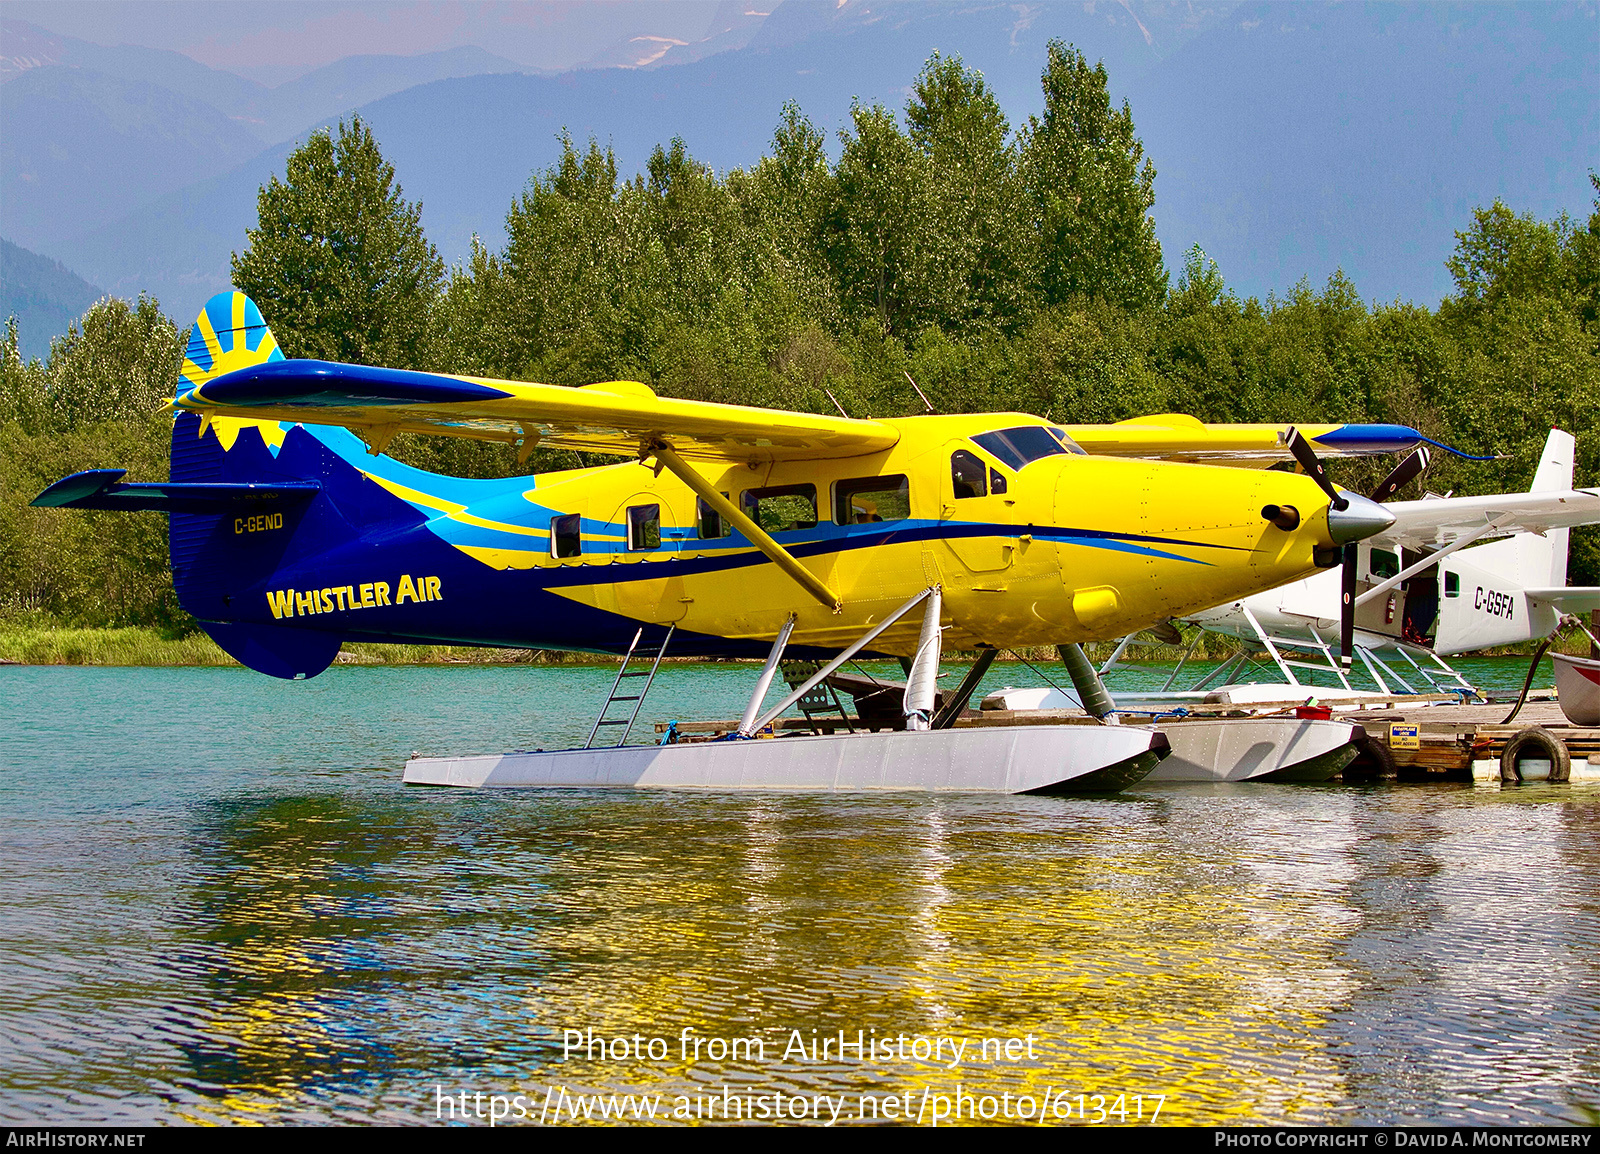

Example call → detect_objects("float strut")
737 615 797 737
931 647 998 730
903 587 943 731
1059 643 1118 724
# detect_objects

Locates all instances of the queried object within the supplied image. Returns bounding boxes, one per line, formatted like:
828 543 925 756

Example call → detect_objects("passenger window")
835 475 910 524
697 496 728 539
740 484 817 534
551 513 581 558
627 504 660 551
990 468 1007 496
1445 571 1460 599
1371 549 1400 579
952 451 988 499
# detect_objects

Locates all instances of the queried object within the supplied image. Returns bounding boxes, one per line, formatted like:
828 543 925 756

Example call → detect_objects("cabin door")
937 441 1015 574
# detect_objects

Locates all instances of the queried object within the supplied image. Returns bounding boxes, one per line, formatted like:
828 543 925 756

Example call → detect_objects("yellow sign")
1389 723 1420 750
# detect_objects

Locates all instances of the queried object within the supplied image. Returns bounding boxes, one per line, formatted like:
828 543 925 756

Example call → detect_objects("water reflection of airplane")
35 291 1447 792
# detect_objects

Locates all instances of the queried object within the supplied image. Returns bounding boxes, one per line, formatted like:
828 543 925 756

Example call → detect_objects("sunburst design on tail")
178 291 290 454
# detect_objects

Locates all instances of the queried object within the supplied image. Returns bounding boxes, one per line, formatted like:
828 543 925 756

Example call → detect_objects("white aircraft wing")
1378 488 1600 550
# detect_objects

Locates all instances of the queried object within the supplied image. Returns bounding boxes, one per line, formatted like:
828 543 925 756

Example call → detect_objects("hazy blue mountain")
2 19 538 143
248 46 534 142
50 1 1600 322
0 18 266 125
1 65 266 252
577 0 771 70
0 239 105 361
1123 1 1600 306
55 0 1198 318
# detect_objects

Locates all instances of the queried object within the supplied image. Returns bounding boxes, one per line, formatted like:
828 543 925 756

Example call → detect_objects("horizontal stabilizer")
32 469 320 514
1526 587 1600 614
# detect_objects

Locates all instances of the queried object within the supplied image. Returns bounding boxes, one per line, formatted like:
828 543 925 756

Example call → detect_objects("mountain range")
2 1 1596 341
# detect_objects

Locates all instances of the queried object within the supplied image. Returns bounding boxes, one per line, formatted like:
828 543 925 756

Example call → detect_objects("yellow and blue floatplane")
36 291 1442 792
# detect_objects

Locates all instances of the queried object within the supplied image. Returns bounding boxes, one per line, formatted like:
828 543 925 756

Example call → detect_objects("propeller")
1284 426 1349 512
1281 429 1430 667
1340 543 1358 668
1367 446 1431 503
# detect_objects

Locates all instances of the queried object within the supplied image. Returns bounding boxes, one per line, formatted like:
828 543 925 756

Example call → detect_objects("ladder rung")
608 695 642 702
596 719 630 726
619 669 653 677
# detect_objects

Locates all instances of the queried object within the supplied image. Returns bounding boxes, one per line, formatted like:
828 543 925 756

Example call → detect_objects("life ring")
1499 727 1572 784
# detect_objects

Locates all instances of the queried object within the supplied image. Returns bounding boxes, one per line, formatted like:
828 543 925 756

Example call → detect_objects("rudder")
170 291 340 678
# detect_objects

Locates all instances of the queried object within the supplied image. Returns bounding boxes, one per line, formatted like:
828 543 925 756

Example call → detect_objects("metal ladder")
779 659 856 733
585 626 675 748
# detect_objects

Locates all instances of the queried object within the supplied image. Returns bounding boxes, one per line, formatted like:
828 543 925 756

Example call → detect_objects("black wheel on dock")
1343 734 1396 782
1499 727 1571 784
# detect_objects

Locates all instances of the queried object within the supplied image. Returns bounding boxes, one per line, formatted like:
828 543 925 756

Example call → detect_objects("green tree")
0 317 50 433
1021 41 1165 312
902 52 1031 339
824 101 923 339
0 296 187 629
232 114 443 368
44 294 183 431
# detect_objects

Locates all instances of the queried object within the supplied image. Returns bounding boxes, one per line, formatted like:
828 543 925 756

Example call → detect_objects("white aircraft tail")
1455 428 1574 588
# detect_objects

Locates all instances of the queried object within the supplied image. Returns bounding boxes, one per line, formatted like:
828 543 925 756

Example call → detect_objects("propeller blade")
1368 446 1431 503
1340 543 1358 667
1284 426 1349 511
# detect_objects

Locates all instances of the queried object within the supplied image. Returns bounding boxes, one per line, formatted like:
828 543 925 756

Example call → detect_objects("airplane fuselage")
192 411 1354 659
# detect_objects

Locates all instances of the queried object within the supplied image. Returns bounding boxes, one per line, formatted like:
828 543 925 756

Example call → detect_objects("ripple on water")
1 666 1598 1124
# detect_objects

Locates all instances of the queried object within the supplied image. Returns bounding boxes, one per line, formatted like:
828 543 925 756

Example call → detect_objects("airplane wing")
1376 489 1600 550
176 359 899 463
1061 414 1464 462
1526 587 1600 613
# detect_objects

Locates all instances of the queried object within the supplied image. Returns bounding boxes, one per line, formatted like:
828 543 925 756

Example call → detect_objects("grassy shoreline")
1 622 1593 669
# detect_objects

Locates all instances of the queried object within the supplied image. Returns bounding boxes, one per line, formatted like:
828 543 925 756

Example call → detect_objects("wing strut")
647 441 842 611
1352 514 1515 609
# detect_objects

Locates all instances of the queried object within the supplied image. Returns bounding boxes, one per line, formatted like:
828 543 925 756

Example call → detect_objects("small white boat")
1552 652 1600 726
404 724 1168 794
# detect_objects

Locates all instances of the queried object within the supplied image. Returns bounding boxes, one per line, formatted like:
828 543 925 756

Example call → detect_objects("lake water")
2 659 1596 1126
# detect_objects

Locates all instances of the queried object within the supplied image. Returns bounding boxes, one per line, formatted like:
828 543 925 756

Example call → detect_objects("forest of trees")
3 44 1597 633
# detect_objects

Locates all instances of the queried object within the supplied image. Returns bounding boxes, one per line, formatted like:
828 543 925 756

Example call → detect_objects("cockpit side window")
952 451 988 499
697 496 729 539
1048 426 1088 455
972 427 1070 470
1370 549 1400 579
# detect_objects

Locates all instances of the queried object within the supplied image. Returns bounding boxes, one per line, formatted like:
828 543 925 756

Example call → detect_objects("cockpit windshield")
972 426 1079 470
1048 426 1087 455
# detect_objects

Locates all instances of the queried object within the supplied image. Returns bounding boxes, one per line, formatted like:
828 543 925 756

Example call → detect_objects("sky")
1 1 752 81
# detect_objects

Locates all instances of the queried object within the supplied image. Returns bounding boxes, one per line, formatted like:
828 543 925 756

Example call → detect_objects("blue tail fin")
169 292 343 678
